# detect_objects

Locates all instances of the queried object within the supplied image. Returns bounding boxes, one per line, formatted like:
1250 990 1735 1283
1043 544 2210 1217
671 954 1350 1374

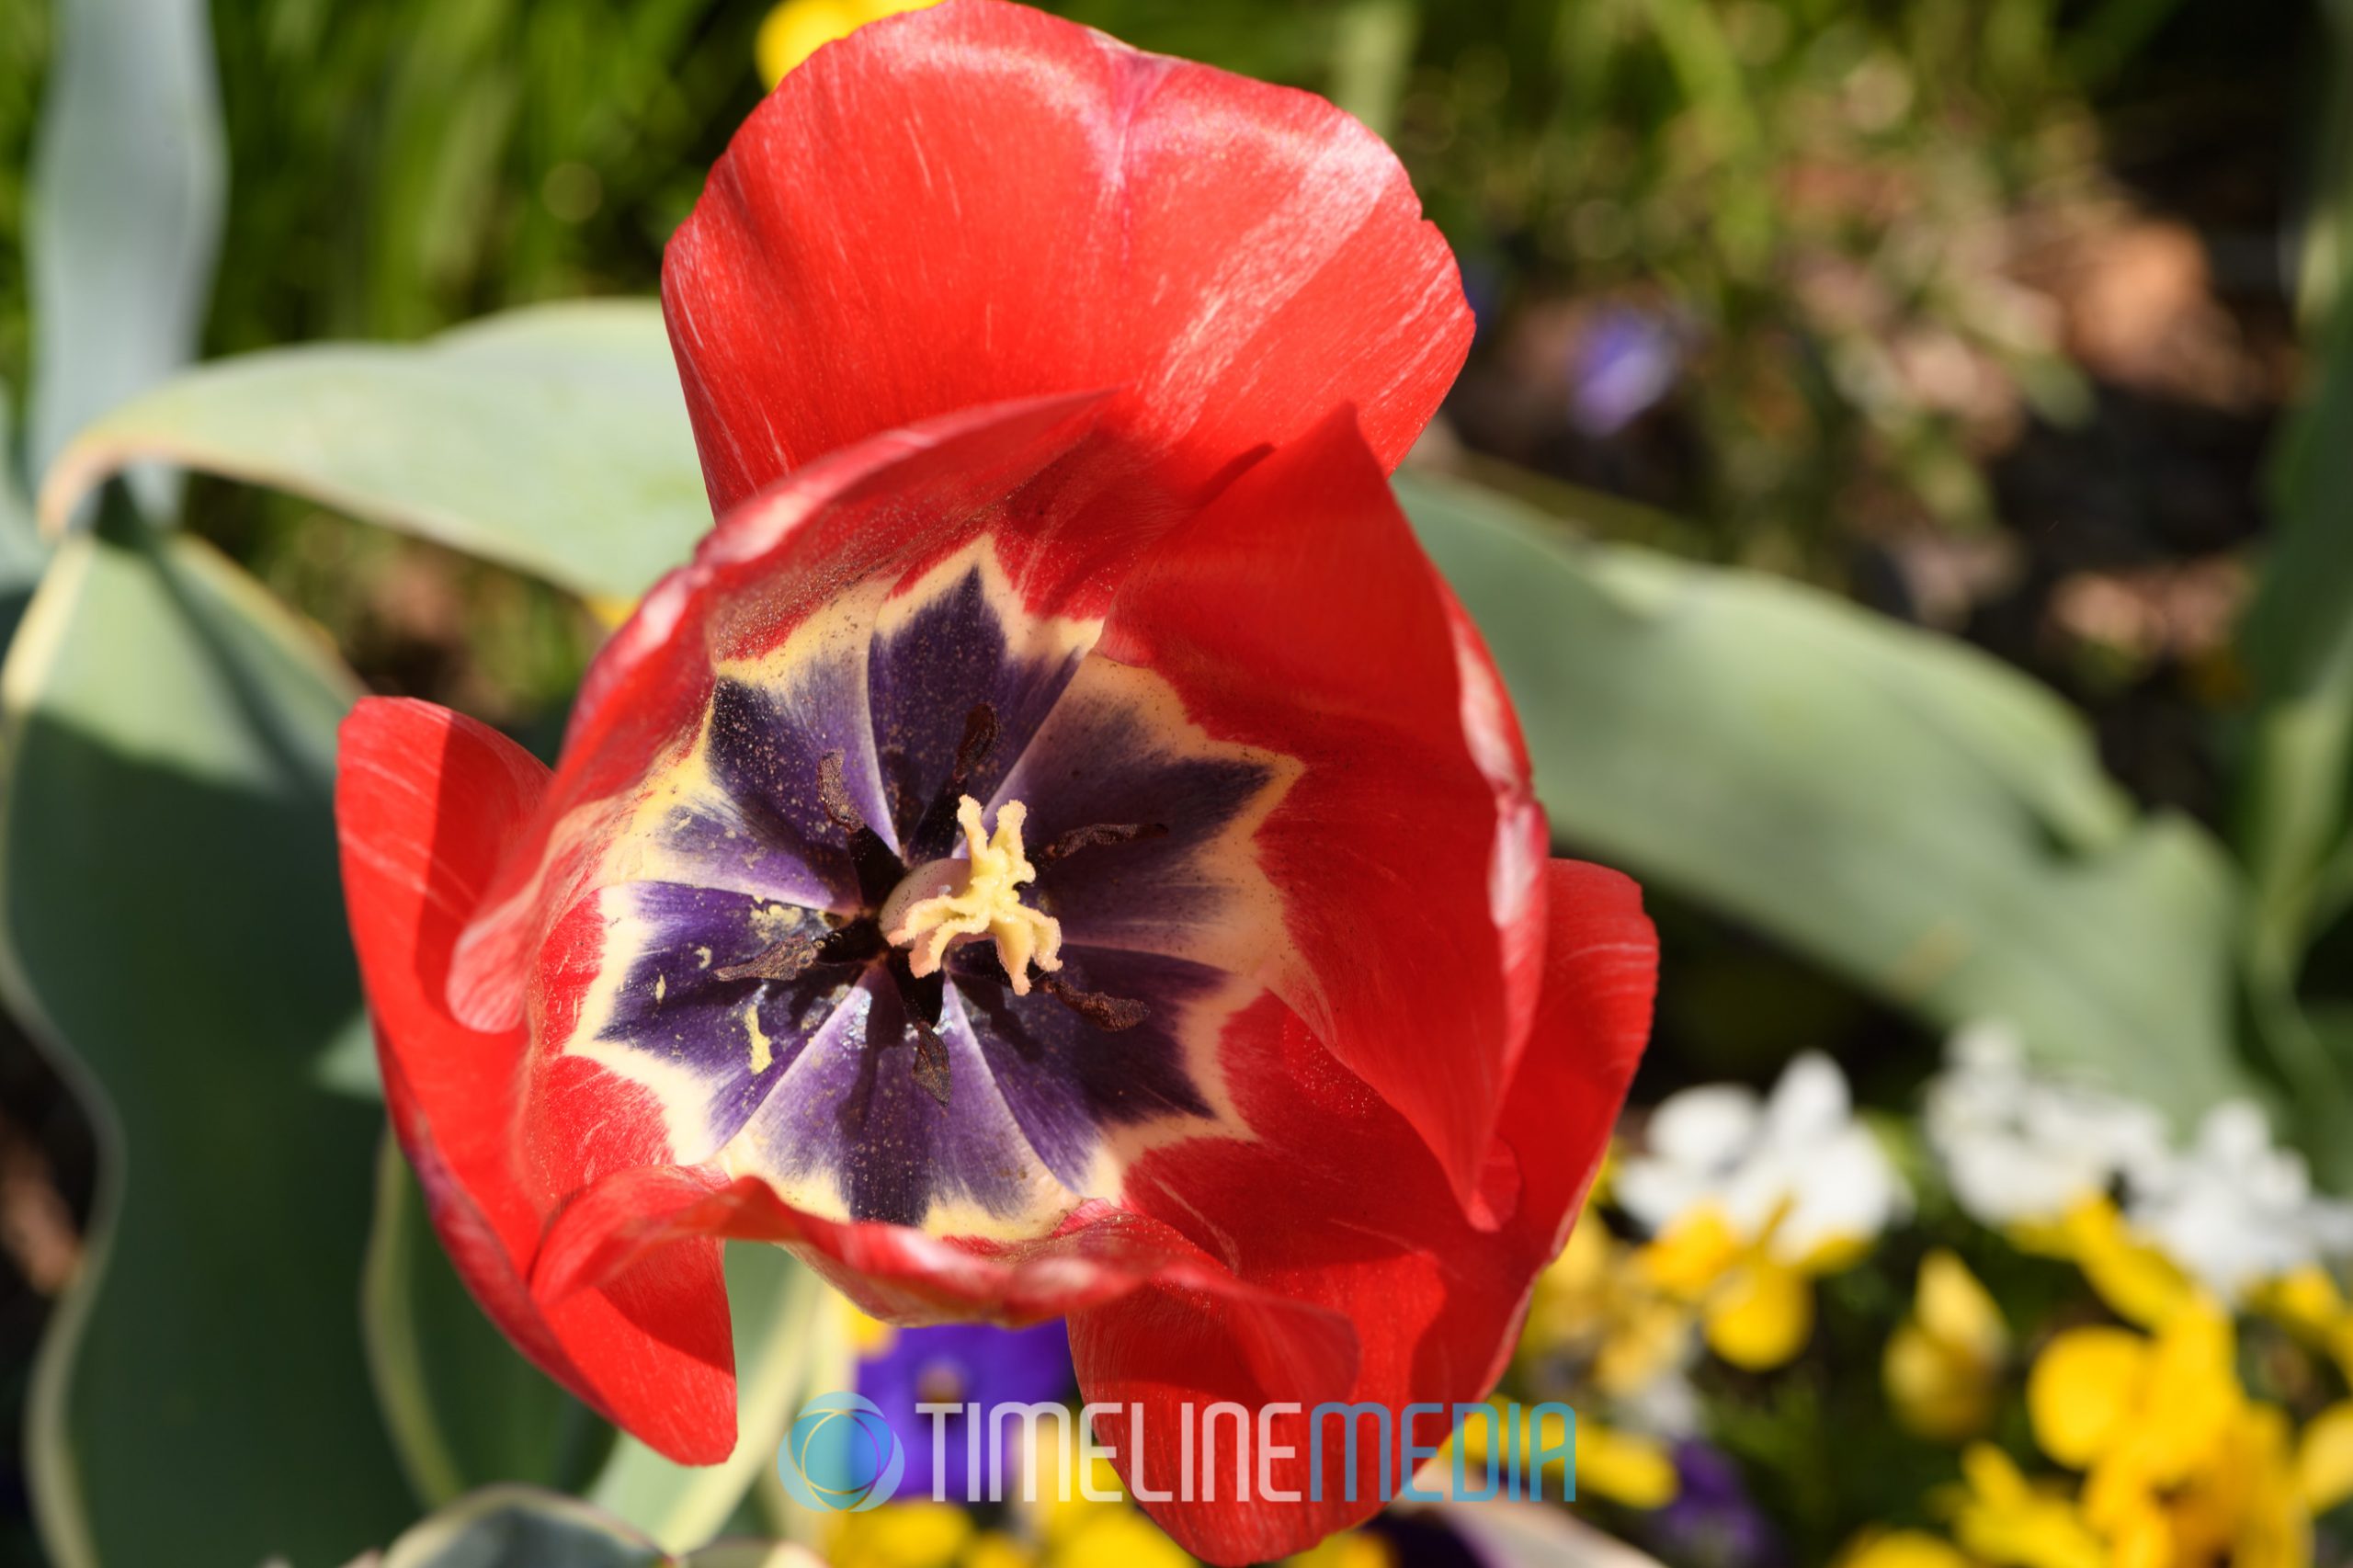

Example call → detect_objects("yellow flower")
1526 1207 1697 1394
2030 1300 2237 1489
1575 1419 1680 1509
845 1299 898 1358
1886 1250 2010 1441
1449 1401 1678 1510
2014 1197 2195 1331
2300 1400 2353 1514
1283 1530 1395 1568
2023 1295 2313 1566
2253 1264 2353 1389
2173 1403 2305 1568
1048 1507 1193 1568
964 1533 1037 1568
756 0 938 87
2027 1327 2145 1469
1836 1528 1977 1568
1638 1203 1864 1371
1946 1444 2107 1568
830 1501 974 1568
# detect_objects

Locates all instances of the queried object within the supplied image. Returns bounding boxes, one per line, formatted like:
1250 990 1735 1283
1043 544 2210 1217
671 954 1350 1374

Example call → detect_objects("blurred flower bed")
787 1027 2353 1568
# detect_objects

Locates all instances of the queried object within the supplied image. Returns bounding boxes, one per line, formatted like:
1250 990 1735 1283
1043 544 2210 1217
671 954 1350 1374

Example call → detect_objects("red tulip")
335 3 1655 1558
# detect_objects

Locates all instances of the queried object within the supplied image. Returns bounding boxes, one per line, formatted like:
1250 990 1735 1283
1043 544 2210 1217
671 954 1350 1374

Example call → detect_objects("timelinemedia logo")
776 1394 1579 1509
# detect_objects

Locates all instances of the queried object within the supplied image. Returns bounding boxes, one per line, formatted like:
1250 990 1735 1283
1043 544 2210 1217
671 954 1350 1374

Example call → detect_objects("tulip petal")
337 698 737 1463
1097 406 1540 1203
662 0 1470 513
528 1165 1359 1409
1068 859 1655 1562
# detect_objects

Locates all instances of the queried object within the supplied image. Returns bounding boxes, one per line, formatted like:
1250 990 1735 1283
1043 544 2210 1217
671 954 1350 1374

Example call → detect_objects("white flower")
1923 1022 2167 1228
1925 1023 2353 1301
1615 1050 1909 1262
2123 1100 2353 1300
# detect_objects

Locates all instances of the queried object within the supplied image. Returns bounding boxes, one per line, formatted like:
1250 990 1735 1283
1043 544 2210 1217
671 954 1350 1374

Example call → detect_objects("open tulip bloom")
334 2 1657 1559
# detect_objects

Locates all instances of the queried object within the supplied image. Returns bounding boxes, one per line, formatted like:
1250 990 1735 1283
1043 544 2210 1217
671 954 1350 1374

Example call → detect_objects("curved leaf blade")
362 1132 613 1508
1402 470 2251 1117
39 302 707 603
27 0 223 484
0 514 413 1565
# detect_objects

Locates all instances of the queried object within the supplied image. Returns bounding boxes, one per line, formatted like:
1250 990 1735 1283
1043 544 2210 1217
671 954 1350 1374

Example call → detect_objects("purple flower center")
551 545 1295 1234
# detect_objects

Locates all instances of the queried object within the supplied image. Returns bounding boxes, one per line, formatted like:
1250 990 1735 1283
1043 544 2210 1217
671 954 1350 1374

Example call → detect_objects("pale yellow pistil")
879 795 1063 994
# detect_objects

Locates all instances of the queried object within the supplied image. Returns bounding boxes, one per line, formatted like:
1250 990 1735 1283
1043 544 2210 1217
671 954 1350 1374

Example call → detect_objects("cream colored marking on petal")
880 796 1063 994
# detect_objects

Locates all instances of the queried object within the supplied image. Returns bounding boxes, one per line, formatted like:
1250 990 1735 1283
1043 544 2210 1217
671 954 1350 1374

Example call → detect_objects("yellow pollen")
744 1001 774 1074
881 795 1063 994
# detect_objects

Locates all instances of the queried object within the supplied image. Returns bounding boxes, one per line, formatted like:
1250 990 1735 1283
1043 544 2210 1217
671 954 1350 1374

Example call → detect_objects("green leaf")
362 1131 614 1509
39 301 708 604
0 512 415 1565
2231 1 2353 1151
26 0 224 484
380 1485 816 1568
1400 470 2253 1119
592 1244 843 1552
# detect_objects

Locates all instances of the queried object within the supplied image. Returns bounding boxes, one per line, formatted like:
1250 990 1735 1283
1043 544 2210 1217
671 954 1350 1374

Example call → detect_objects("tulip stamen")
1039 974 1148 1032
911 704 999 850
816 749 866 833
1038 820 1169 862
949 703 998 783
714 932 820 983
909 1015 952 1108
818 749 914 906
879 795 1063 994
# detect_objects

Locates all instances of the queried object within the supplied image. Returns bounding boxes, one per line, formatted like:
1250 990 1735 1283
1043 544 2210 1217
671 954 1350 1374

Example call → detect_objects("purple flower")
1649 1441 1778 1568
856 1320 1074 1500
1568 305 1686 437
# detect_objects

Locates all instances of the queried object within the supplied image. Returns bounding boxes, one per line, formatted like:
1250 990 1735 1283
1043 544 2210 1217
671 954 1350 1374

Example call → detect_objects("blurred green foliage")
0 0 2197 565
0 0 46 417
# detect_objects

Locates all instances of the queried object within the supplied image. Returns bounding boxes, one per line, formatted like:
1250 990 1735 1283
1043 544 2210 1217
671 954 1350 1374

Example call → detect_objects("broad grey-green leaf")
38 301 706 603
0 513 413 1566
592 1244 841 1551
27 0 223 486
381 1486 820 1568
362 1133 613 1509
1401 470 2252 1119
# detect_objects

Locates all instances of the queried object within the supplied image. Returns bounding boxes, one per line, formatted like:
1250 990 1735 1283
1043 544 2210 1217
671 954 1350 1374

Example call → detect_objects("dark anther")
910 1017 952 1108
820 751 913 907
884 949 951 1107
816 750 865 832
912 703 1001 852
949 704 998 786
1040 974 1150 1032
714 932 819 983
1039 821 1169 862
815 919 887 967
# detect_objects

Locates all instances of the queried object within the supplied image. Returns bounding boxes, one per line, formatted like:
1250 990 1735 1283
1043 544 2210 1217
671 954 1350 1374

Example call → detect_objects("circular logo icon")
778 1392 904 1511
